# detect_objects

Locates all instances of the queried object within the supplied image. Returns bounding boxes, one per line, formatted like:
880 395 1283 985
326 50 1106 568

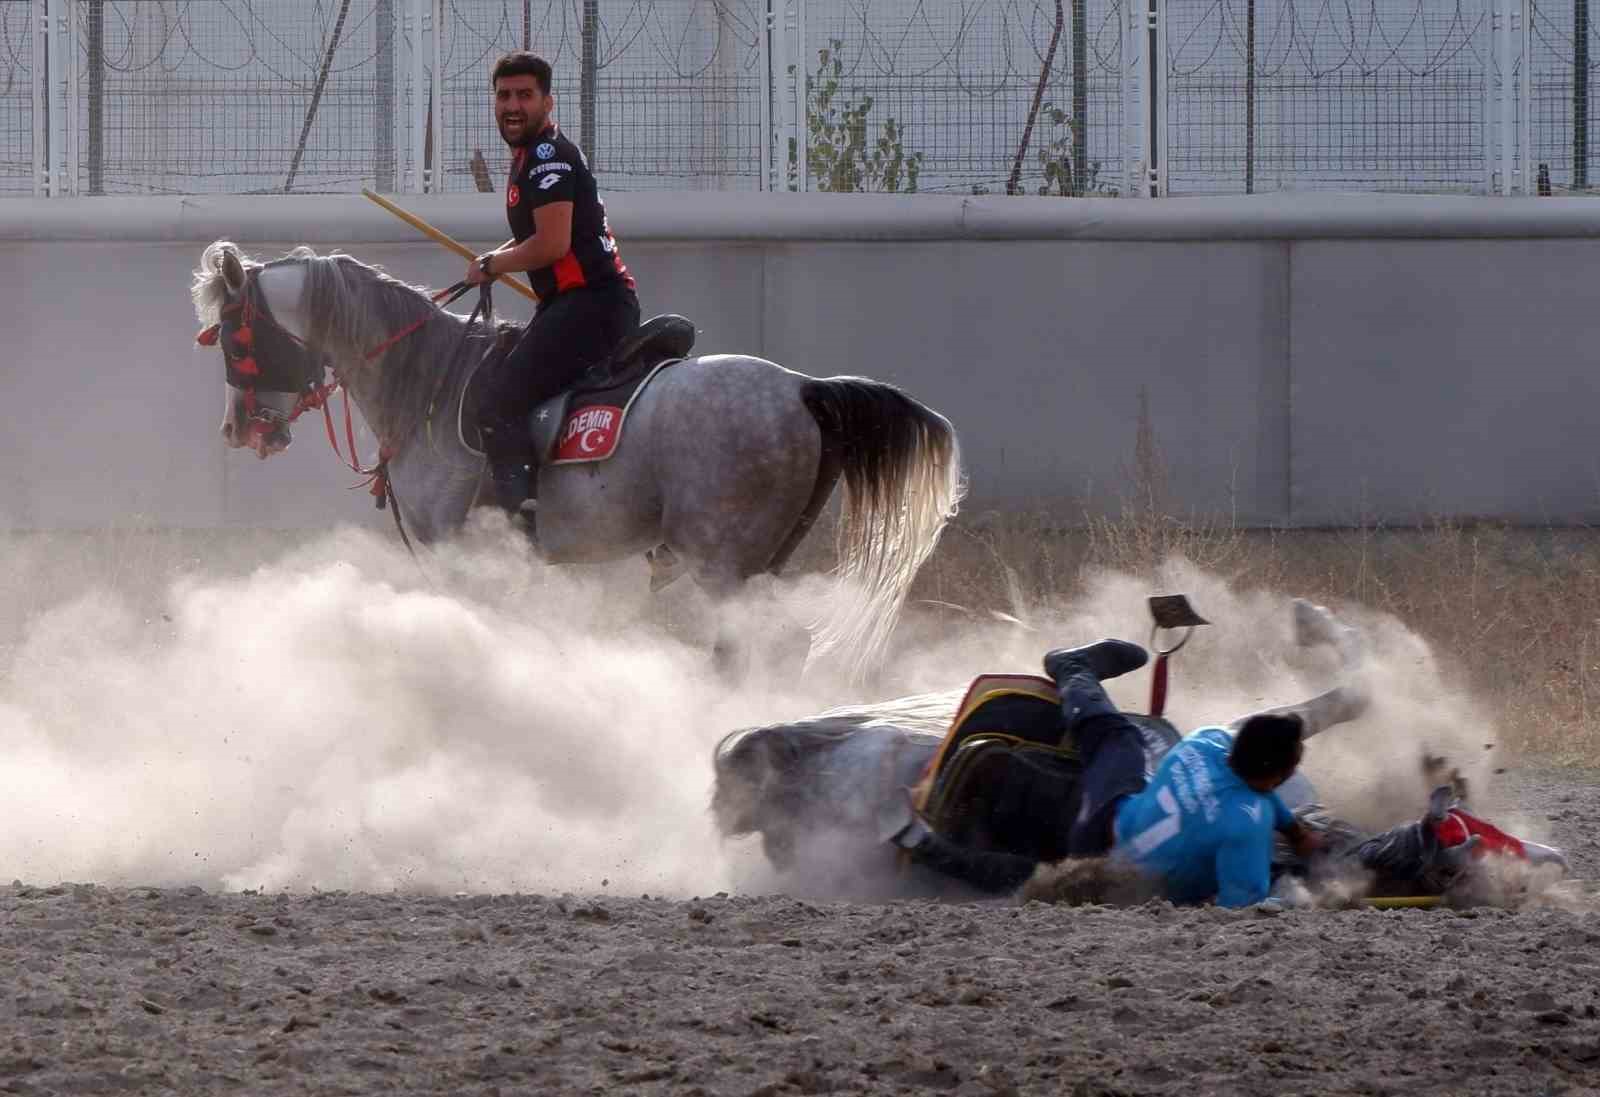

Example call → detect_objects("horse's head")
192 241 326 459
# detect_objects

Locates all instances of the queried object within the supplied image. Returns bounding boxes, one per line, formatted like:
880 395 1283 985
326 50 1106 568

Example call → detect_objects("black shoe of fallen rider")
1043 639 1150 685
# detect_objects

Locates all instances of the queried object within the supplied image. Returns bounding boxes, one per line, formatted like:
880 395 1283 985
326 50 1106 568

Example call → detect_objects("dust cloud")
0 525 1511 897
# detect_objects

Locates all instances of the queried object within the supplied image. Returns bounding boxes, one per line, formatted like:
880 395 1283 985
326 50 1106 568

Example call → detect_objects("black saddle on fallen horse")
910 674 1182 864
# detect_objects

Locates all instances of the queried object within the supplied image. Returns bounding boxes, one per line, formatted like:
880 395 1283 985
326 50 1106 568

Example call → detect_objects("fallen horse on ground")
711 597 1569 906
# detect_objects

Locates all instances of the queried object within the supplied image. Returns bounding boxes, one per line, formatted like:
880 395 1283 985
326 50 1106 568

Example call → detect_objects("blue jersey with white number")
1112 726 1293 908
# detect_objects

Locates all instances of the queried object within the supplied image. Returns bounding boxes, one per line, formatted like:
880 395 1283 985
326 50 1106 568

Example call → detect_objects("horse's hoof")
1292 598 1339 648
647 545 683 592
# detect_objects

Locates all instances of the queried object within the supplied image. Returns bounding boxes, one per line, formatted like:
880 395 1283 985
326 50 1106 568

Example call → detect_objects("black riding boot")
489 459 536 534
1044 640 1152 857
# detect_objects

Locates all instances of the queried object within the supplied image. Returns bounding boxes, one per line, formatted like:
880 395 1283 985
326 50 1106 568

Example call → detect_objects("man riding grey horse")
467 51 641 529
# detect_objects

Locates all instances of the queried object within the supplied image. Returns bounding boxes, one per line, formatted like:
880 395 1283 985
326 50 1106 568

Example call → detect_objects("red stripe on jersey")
606 238 635 288
553 251 586 292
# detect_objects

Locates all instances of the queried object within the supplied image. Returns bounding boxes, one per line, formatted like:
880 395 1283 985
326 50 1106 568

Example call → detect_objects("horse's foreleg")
1228 599 1370 739
690 563 758 680
1232 685 1366 741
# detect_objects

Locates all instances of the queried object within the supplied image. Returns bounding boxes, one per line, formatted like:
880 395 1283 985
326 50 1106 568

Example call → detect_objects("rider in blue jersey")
887 639 1320 907
1112 722 1306 908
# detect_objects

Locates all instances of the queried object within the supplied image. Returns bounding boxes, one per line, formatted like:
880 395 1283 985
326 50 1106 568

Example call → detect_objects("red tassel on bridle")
200 275 473 556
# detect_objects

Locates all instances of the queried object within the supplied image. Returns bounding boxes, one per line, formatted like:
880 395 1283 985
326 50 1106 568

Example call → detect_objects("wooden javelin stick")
360 187 540 304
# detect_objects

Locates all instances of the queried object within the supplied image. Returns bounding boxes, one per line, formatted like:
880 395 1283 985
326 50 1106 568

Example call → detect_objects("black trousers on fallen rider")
1062 699 1151 857
477 280 640 464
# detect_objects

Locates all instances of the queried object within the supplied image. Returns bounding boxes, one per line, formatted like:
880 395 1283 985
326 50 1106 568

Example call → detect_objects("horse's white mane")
189 241 437 332
190 239 252 325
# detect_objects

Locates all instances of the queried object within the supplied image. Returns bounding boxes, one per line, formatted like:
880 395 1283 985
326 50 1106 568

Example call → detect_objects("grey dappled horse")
709 599 1370 900
190 241 964 674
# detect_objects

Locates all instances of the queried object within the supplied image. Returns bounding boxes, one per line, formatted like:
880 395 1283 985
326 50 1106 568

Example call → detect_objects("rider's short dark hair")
492 52 552 94
1228 713 1305 782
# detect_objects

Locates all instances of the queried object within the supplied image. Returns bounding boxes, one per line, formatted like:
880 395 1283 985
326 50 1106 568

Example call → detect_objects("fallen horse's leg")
1228 598 1369 739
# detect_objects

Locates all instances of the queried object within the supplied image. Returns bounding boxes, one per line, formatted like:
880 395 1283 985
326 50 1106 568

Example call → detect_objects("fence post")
409 0 426 193
84 0 101 195
1494 0 1534 194
44 0 67 195
376 0 396 193
580 0 597 158
430 0 443 192
770 0 788 190
1519 0 1532 192
1146 0 1165 196
1244 0 1255 194
1498 0 1513 193
44 0 57 194
66 0 79 194
31 0 44 195
1480 0 1494 193
1072 0 1086 194
793 0 807 191
758 0 771 190
1121 0 1141 195
1579 0 1591 190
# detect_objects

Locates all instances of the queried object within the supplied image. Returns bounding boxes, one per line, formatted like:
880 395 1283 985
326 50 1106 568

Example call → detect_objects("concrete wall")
3 192 1598 530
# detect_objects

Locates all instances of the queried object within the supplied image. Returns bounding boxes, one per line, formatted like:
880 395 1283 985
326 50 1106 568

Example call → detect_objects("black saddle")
916 675 1184 864
463 314 697 455
581 314 697 391
526 314 697 460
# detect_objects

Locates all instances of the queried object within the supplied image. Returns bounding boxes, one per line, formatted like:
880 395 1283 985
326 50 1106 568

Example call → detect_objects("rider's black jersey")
505 123 634 300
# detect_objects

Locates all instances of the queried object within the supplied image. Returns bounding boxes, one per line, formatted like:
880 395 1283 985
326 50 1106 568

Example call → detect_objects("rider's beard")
498 105 548 148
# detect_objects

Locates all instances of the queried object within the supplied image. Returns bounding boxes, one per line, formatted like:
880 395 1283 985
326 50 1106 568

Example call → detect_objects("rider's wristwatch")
478 253 494 278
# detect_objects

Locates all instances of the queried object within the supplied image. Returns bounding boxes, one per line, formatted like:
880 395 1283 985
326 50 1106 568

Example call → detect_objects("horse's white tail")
800 377 966 680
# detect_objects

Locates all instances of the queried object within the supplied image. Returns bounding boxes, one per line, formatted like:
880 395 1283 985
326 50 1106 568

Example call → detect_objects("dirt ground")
3 766 1598 1097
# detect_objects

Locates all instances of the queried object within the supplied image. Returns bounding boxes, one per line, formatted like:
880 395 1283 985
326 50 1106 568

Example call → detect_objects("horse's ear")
220 247 247 295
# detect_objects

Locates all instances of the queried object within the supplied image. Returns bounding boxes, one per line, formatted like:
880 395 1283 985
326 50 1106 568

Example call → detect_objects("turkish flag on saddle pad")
549 358 676 467
555 404 624 462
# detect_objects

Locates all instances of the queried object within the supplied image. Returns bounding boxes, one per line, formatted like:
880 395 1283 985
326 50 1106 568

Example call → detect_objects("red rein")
296 381 393 502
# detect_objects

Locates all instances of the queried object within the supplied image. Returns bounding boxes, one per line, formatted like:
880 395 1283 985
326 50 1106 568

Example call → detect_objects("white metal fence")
1 0 1593 198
